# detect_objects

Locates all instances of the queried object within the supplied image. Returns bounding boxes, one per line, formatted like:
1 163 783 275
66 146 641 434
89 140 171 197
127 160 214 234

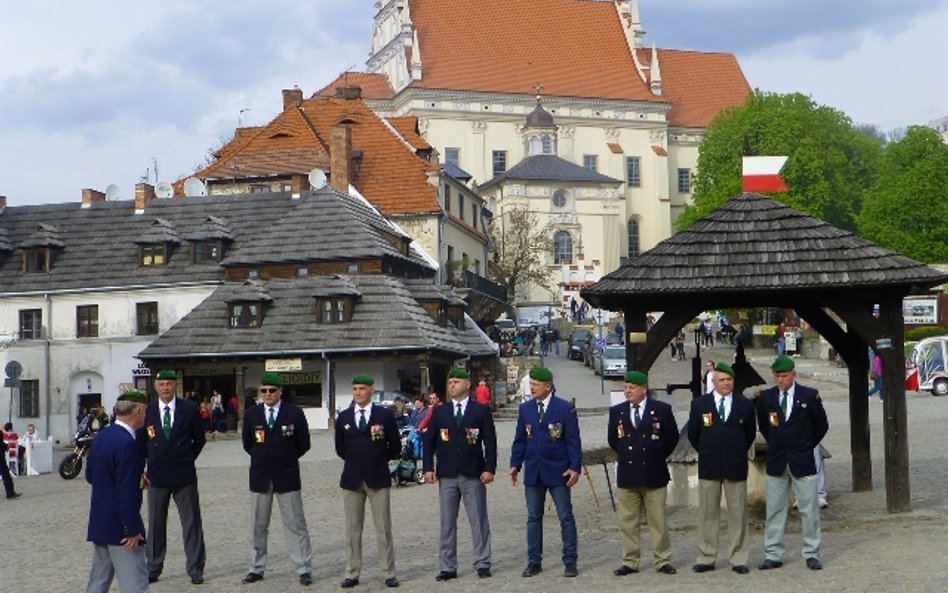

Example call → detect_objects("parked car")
593 345 627 378
583 332 621 367
567 329 592 360
905 336 948 396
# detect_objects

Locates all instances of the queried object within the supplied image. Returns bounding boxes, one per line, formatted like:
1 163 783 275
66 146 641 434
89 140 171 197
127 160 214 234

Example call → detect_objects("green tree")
857 126 948 263
488 203 553 304
678 90 883 231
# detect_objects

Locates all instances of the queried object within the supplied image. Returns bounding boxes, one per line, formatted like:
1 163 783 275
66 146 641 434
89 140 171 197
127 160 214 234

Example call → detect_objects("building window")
250 184 271 193
583 154 598 172
23 249 49 273
491 150 507 177
628 219 640 259
552 188 568 209
229 302 263 328
444 186 451 212
18 309 42 340
192 241 221 263
347 263 360 273
19 380 39 418
77 305 99 338
458 194 465 222
541 135 553 154
474 259 481 275
297 266 309 277
553 230 573 264
248 269 259 279
318 298 349 323
626 156 641 187
444 147 460 166
140 244 166 266
472 202 479 228
447 245 454 265
136 302 159 335
678 168 692 193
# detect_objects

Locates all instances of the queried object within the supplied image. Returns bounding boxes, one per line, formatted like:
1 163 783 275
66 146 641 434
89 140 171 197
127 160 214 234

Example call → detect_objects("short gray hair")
114 400 144 417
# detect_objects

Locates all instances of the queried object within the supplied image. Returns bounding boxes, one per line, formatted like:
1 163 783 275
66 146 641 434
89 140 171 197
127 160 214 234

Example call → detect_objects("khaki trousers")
343 482 396 579
616 486 672 570
696 478 750 566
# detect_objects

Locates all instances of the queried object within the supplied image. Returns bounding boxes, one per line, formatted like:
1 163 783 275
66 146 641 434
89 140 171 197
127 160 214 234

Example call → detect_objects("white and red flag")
742 156 788 192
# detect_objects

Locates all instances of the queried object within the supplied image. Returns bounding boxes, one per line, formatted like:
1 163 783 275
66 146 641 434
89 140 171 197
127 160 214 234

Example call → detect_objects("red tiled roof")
607 142 624 154
386 116 431 150
651 145 668 156
315 72 396 100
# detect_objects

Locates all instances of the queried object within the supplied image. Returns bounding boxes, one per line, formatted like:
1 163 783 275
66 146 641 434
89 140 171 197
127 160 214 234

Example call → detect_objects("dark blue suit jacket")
86 423 146 545
757 383 829 477
509 394 582 487
608 397 679 488
335 404 401 490
242 400 310 493
687 393 756 481
422 399 497 477
142 397 205 488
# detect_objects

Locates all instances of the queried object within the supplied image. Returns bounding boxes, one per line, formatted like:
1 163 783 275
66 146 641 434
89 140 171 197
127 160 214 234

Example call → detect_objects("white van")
905 336 948 396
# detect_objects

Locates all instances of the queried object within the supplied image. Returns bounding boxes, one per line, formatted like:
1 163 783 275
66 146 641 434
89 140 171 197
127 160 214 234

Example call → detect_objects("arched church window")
627 218 640 259
553 230 573 264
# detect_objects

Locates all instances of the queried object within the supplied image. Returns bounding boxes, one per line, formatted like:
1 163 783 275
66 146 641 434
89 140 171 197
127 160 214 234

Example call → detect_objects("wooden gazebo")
582 193 948 512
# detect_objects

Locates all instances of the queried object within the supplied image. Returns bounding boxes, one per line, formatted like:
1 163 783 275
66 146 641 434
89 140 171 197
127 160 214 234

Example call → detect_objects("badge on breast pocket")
440 428 450 442
702 412 713 427
254 426 266 444
769 412 779 427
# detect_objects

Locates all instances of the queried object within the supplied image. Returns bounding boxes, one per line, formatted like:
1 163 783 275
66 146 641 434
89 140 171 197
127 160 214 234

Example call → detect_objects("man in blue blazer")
756 355 829 571
687 362 757 574
142 370 206 585
423 368 497 581
84 390 149 593
608 370 679 576
509 366 582 578
335 374 402 589
241 373 313 586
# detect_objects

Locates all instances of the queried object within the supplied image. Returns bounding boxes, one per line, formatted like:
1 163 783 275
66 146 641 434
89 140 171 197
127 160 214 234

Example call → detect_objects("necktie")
358 409 367 430
267 407 275 429
718 397 726 421
455 403 463 428
538 401 545 423
780 391 788 416
633 403 641 428
162 406 172 438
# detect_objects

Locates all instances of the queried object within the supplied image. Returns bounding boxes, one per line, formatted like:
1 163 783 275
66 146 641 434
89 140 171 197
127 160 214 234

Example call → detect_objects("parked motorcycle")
58 413 104 479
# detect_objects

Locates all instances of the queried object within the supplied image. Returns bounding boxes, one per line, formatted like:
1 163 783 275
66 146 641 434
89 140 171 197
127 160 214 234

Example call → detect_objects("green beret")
117 390 147 404
260 372 283 387
714 362 735 377
352 373 374 386
771 355 795 372
624 370 648 385
155 369 177 380
529 366 553 382
447 368 470 380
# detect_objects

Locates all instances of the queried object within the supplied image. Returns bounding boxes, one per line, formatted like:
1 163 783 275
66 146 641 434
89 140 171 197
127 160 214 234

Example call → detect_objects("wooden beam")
878 294 911 512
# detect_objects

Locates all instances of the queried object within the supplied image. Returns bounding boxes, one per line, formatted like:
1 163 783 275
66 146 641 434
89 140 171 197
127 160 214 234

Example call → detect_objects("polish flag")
742 156 788 192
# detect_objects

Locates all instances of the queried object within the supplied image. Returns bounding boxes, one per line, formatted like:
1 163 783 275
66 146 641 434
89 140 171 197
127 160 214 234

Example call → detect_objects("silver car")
594 345 627 378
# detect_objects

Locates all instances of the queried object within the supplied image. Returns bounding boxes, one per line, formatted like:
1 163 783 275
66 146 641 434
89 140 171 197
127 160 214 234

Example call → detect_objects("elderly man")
335 374 402 589
241 373 313 586
608 371 679 577
509 366 582 578
84 390 149 593
757 355 829 571
687 362 757 574
423 368 497 581
143 370 207 585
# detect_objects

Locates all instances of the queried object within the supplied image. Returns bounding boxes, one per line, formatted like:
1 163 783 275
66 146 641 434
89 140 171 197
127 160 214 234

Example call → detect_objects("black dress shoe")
757 559 783 570
476 568 491 578
521 563 542 577
299 573 312 586
242 573 264 584
148 575 159 584
613 565 638 576
692 563 715 573
385 577 400 588
732 565 750 574
6 492 21 499
191 576 205 584
806 558 823 570
435 571 457 582
564 563 578 577
340 577 359 588
657 564 677 575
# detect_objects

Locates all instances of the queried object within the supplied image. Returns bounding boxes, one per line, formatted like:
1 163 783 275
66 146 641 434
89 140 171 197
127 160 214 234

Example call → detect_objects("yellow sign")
628 332 647 344
266 358 303 372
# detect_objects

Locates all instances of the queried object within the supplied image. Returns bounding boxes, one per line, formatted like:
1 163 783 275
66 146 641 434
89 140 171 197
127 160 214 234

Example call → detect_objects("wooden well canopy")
582 193 948 512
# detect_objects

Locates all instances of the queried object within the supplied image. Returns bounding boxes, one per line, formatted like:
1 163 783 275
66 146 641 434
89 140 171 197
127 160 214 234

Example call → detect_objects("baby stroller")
390 426 425 486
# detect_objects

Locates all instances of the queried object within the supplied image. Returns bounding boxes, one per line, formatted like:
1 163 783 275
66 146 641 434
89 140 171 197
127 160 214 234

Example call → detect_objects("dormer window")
317 298 351 323
23 248 50 273
229 302 264 328
140 244 167 266
192 240 222 263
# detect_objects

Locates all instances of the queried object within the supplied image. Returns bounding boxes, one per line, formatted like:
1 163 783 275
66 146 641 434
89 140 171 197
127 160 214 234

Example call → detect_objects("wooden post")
846 331 872 492
878 295 911 512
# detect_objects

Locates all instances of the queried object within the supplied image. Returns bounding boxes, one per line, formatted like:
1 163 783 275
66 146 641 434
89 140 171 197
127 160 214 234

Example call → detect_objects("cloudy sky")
1 0 945 206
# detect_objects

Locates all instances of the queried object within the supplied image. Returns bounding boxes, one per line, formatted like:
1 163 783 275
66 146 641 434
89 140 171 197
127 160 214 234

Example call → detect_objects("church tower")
522 93 558 157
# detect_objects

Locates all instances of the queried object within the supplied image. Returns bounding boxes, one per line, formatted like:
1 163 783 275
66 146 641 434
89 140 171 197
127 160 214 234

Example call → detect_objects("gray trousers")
763 469 821 561
696 479 750 567
248 486 313 575
343 482 396 579
85 543 149 593
147 482 206 578
438 475 491 572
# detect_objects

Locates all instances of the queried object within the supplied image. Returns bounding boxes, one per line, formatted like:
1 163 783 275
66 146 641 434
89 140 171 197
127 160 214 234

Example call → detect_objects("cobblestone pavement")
5 345 948 592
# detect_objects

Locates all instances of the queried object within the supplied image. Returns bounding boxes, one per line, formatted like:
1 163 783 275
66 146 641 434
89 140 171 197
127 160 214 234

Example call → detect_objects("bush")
905 326 948 341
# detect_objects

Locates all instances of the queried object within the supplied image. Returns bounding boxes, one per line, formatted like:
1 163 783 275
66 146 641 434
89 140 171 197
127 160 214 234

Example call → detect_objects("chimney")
330 121 353 193
81 188 106 208
334 86 363 101
135 183 156 212
290 174 310 199
282 87 304 110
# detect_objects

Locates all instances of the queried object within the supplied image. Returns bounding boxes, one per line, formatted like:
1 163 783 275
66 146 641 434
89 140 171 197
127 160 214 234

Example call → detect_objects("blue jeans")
867 375 884 400
524 484 577 565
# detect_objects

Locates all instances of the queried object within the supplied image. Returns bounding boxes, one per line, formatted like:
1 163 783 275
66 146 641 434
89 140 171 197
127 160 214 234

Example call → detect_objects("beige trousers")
343 482 396 580
616 486 672 570
696 478 750 566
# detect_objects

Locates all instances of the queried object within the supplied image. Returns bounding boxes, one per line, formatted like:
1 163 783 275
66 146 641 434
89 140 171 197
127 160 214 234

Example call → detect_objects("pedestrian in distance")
687 362 757 575
423 368 498 581
608 371 680 577
509 366 582 578
241 373 314 586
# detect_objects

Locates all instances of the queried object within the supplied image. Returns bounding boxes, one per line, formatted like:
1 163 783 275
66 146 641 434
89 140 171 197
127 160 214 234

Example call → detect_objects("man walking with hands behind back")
143 370 206 585
687 363 756 575
423 368 497 581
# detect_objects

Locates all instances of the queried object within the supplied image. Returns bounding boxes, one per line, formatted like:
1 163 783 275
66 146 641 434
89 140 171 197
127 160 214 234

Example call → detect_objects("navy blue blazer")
241 401 310 493
509 394 582 487
86 423 146 546
607 397 679 489
422 399 497 478
757 383 829 477
687 393 756 481
335 404 401 490
142 397 205 488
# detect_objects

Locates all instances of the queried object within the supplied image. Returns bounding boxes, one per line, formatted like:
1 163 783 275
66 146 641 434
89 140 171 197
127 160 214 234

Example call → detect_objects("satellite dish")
105 184 122 201
183 177 206 196
155 181 173 198
308 168 327 189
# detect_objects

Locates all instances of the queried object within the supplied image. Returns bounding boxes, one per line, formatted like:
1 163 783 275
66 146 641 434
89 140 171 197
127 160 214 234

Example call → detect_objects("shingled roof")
480 154 623 189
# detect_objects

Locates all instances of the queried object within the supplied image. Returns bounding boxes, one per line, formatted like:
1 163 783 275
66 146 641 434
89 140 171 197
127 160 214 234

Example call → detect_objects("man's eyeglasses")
259 387 279 394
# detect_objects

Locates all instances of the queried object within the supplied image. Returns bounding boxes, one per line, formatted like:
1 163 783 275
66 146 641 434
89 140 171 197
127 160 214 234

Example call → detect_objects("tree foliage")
487 203 553 304
678 90 883 231
857 126 948 263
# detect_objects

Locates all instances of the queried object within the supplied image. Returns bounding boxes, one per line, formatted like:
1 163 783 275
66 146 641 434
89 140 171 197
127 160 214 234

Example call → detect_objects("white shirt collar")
115 419 136 439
